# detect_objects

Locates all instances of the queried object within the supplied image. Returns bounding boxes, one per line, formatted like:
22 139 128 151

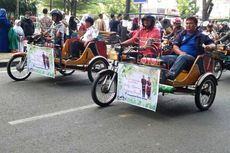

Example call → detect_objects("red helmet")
173 17 182 24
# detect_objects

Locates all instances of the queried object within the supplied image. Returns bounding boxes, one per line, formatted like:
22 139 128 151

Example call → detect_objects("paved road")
0 69 230 153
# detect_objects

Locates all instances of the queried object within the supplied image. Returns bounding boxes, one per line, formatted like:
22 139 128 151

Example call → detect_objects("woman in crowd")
0 8 11 53
69 15 78 38
13 20 25 52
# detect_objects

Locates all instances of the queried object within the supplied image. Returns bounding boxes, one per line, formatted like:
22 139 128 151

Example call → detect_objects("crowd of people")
0 7 229 79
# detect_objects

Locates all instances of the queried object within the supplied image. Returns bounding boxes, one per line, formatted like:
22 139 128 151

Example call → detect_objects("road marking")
0 70 17 73
8 104 97 125
0 70 7 73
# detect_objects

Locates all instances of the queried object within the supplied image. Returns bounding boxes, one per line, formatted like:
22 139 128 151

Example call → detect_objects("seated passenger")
161 16 215 80
120 15 161 58
69 17 99 59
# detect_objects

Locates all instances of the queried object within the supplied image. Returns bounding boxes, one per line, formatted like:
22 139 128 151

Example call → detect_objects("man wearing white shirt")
69 17 99 59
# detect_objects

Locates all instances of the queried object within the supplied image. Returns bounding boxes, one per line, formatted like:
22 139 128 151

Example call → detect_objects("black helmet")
85 17 94 26
50 9 63 20
142 15 155 28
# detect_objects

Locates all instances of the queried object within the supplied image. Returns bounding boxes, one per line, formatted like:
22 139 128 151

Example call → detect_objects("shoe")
165 71 174 80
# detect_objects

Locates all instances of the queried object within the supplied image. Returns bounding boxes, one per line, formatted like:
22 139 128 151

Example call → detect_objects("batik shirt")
40 15 53 32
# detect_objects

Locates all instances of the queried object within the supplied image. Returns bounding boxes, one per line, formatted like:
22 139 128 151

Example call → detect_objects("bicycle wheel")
7 54 31 81
88 58 109 82
59 69 75 76
91 70 117 107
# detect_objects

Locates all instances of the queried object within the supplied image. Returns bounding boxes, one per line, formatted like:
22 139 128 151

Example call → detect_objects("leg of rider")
160 55 177 82
161 55 178 68
74 41 85 58
168 54 195 79
69 40 85 58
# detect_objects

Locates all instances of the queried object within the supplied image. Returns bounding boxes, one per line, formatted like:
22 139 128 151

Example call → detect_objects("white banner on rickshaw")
27 44 55 78
117 63 160 112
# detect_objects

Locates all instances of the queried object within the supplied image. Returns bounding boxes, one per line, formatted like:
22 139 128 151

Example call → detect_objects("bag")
180 32 196 46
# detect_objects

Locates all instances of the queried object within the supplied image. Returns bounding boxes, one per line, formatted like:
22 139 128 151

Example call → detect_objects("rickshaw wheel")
213 60 223 80
195 76 216 111
59 69 75 76
91 70 117 107
7 54 31 81
88 58 109 82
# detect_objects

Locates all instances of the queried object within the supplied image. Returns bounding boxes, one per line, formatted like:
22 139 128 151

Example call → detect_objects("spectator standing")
13 20 25 52
202 23 219 41
95 13 106 31
219 21 229 33
131 17 139 31
0 8 11 53
69 15 77 38
117 13 123 36
109 14 119 32
21 11 35 39
40 8 53 33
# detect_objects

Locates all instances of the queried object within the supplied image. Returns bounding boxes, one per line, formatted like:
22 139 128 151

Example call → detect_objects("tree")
176 0 199 19
43 0 138 17
202 0 213 21
125 0 131 19
0 0 37 18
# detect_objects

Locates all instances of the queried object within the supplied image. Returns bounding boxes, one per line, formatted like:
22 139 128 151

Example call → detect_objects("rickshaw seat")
95 41 107 58
62 38 79 58
65 41 107 65
170 55 205 87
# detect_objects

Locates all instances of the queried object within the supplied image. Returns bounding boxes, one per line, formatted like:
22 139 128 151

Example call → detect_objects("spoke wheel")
91 70 117 107
59 69 75 76
213 60 223 80
88 59 109 82
195 76 216 111
7 55 31 81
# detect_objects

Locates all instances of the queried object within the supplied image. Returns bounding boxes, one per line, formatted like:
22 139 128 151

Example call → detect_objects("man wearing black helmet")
44 9 65 61
46 9 65 48
69 17 99 59
120 15 161 57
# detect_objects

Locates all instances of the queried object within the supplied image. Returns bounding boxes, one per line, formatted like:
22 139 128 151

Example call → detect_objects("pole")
50 0 53 11
139 4 142 21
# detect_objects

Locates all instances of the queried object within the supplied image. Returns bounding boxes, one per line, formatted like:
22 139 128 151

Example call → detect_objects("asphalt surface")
0 69 230 153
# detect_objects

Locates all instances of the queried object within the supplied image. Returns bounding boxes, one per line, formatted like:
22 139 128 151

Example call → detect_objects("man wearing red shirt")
121 15 161 57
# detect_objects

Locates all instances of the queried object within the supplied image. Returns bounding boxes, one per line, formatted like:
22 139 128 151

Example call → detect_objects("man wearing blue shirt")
162 16 215 80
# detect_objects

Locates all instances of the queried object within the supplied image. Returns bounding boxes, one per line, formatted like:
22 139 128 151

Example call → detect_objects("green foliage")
176 0 199 19
42 0 138 16
0 0 37 17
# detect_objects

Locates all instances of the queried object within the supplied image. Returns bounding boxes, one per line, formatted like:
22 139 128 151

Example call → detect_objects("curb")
0 59 9 68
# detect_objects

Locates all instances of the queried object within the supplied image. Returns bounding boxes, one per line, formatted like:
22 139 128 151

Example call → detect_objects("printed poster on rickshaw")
27 44 55 78
117 63 160 112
